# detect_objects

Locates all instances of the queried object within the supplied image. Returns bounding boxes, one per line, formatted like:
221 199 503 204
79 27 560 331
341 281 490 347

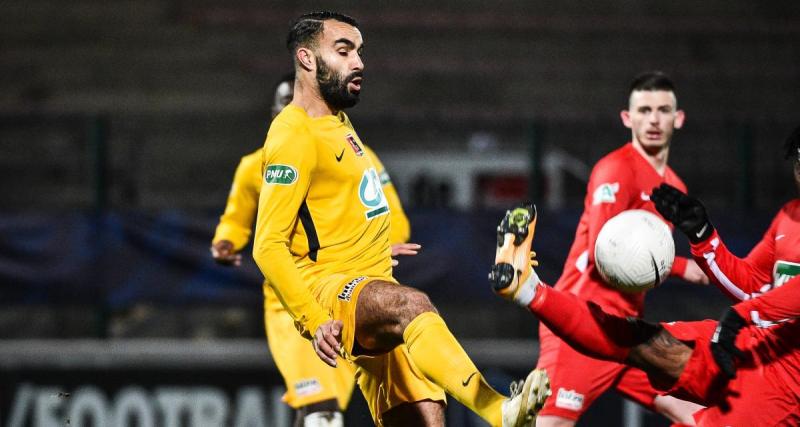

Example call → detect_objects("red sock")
529 285 634 362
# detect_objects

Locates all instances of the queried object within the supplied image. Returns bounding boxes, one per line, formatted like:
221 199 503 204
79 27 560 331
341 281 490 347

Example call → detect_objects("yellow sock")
403 311 505 426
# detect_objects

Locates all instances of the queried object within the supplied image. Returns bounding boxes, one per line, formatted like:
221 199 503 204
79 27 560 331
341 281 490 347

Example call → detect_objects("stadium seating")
2 0 799 210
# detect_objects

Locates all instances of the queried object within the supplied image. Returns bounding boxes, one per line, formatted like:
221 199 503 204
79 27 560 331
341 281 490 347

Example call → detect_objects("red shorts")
536 324 659 420
662 320 800 426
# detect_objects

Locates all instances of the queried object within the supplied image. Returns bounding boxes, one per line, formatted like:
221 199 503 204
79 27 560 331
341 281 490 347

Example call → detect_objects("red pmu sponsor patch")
346 134 364 156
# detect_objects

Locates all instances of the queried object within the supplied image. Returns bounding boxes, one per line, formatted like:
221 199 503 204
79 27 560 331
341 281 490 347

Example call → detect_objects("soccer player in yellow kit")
253 11 550 427
212 72 419 426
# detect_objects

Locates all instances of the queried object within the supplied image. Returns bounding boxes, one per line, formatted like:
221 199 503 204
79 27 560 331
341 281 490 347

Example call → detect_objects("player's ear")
296 48 315 72
673 110 686 129
620 110 632 129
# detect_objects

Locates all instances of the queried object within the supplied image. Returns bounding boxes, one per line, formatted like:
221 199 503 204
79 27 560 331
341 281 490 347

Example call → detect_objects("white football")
594 209 675 293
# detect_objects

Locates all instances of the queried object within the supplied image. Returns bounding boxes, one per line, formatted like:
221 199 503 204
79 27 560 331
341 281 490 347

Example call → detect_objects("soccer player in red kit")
518 71 706 426
490 125 800 426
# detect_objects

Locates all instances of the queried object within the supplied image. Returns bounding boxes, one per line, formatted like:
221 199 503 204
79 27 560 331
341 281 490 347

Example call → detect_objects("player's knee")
398 288 437 324
355 284 439 350
405 289 436 314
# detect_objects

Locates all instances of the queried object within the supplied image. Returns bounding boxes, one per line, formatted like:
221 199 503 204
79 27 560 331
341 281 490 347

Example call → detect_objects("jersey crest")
592 182 619 205
346 134 364 157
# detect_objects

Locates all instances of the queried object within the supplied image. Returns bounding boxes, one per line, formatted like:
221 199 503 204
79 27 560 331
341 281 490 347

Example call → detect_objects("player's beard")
316 56 361 110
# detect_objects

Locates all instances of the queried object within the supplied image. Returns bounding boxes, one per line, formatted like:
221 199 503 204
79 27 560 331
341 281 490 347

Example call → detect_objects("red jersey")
691 200 800 390
555 142 688 317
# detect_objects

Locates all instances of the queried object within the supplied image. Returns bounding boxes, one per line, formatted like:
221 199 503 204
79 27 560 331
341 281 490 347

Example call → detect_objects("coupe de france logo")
359 168 389 219
264 164 298 185
592 182 619 205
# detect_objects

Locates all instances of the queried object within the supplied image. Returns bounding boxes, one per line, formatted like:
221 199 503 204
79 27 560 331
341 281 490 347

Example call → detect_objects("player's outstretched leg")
489 204 541 307
400 306 550 426
489 204 693 400
356 278 551 426
490 204 632 362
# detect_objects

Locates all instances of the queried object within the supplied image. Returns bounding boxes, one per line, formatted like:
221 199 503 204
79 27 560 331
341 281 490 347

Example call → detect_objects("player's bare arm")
625 323 691 389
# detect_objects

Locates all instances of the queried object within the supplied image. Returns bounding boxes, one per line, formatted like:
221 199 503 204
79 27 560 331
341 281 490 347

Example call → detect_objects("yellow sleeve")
365 146 411 244
253 128 329 338
212 150 262 251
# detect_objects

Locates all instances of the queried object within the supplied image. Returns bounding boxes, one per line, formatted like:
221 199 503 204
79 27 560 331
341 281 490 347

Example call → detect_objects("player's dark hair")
272 71 295 95
783 125 800 161
286 11 359 53
628 71 676 95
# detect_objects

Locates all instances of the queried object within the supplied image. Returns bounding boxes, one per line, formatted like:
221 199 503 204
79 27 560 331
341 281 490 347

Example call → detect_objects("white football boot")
501 368 551 427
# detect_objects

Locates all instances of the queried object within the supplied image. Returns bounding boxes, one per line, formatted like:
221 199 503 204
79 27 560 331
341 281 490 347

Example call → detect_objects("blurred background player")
490 128 800 424
529 71 706 426
210 71 419 426
254 11 549 427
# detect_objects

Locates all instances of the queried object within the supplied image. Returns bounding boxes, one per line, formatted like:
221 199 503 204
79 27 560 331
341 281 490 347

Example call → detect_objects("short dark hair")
783 125 800 161
628 71 676 95
272 71 295 95
286 11 359 53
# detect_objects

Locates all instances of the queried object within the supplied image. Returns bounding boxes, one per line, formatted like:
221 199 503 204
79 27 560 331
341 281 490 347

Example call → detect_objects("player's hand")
210 240 242 266
650 183 714 243
313 320 343 367
682 259 710 285
390 243 421 267
711 308 747 379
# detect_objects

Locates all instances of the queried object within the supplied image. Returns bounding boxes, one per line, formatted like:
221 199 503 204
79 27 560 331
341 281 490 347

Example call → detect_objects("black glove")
650 183 714 243
710 308 747 379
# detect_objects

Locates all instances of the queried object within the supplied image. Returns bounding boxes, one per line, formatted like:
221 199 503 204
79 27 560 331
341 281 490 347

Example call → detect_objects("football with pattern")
594 209 675 293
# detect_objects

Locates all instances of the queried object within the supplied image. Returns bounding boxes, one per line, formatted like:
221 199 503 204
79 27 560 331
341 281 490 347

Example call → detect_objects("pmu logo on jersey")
555 388 584 411
345 134 364 156
338 276 368 301
359 168 390 219
264 164 298 185
592 182 619 205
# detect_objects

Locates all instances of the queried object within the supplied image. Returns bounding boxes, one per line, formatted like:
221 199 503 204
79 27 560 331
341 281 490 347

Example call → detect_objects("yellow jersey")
253 105 403 337
212 150 262 251
213 140 409 252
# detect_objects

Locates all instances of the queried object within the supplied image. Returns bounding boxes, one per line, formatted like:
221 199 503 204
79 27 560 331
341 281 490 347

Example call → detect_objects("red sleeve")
585 160 636 268
670 256 688 277
733 274 800 325
690 220 777 301
741 226 777 272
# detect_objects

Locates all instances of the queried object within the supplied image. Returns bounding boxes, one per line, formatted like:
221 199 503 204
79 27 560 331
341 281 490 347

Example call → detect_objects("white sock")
513 268 540 307
304 411 343 427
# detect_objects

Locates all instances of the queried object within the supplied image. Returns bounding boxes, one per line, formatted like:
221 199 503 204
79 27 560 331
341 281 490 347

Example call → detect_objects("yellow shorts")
264 286 356 410
313 274 446 423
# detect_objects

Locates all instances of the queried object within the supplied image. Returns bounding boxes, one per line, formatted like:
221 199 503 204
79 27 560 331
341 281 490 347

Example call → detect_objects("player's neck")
631 140 669 176
292 80 338 118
